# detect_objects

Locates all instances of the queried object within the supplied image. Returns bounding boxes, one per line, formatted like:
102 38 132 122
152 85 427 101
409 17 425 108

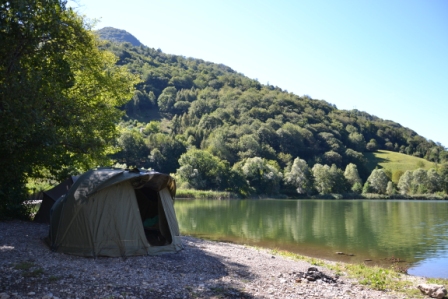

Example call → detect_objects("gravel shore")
0 221 427 299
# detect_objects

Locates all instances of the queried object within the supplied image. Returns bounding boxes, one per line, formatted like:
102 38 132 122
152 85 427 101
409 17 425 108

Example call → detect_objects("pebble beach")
0 221 431 298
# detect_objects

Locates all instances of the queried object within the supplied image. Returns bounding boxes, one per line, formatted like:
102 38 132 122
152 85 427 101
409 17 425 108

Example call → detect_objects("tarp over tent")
34 176 78 224
48 168 183 257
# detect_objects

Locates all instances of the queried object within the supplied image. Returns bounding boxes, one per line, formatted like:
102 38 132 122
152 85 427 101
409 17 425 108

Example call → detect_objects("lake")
174 199 448 279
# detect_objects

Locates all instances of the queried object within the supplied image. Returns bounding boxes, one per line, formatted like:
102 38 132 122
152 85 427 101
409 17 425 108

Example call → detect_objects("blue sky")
73 0 448 147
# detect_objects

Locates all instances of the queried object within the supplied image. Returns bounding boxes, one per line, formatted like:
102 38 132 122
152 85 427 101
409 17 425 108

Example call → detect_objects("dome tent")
48 168 183 257
34 175 78 224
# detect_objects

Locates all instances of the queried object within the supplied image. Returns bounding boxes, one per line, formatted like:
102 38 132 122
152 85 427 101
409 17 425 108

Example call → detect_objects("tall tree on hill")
366 169 389 194
0 0 137 219
284 158 313 195
239 157 282 195
397 170 413 195
344 163 362 192
312 164 333 195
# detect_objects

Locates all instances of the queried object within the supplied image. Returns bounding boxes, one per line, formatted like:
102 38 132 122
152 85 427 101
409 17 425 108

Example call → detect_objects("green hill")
97 28 447 185
97 27 143 46
364 150 436 182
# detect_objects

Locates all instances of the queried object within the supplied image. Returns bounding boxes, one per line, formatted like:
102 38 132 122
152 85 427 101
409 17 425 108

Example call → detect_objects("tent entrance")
135 188 173 246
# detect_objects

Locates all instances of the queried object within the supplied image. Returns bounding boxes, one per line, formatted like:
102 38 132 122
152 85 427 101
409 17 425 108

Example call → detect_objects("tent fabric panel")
48 195 66 247
52 205 94 256
55 181 149 257
149 187 183 253
88 181 149 257
33 194 55 224
157 194 172 244
72 168 124 204
93 171 176 198
159 188 181 237
45 176 78 201
34 176 78 224
52 168 124 247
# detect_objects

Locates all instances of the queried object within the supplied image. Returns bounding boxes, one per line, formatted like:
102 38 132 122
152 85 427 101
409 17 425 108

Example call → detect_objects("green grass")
14 261 35 270
269 248 443 298
364 150 436 182
176 189 239 199
14 261 45 278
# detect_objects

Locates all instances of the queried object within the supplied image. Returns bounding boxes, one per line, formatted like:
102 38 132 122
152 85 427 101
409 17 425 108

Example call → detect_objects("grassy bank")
176 189 239 199
176 189 448 200
305 193 448 200
269 248 448 298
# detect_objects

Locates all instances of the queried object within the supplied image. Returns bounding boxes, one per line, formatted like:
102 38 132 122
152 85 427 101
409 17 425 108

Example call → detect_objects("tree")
176 148 230 190
366 169 389 194
386 181 396 195
329 164 348 193
276 123 304 157
0 1 137 219
115 130 148 167
157 86 177 113
352 182 363 194
323 150 343 167
237 134 261 159
239 157 282 195
366 139 379 151
146 133 186 173
142 121 161 135
312 164 332 194
283 158 313 194
438 164 448 194
412 168 428 194
362 181 371 194
397 170 413 195
344 163 362 191
348 132 366 152
425 169 441 193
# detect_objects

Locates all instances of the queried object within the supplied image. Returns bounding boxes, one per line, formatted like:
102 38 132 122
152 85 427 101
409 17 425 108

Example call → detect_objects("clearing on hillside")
364 150 436 182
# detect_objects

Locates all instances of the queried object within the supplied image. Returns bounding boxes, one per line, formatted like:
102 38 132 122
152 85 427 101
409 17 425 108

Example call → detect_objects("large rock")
417 283 447 299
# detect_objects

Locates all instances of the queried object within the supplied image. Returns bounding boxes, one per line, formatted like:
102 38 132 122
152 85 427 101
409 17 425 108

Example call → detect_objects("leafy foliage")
0 4 136 219
100 34 447 174
366 169 390 194
176 148 231 191
284 158 313 194
94 28 448 197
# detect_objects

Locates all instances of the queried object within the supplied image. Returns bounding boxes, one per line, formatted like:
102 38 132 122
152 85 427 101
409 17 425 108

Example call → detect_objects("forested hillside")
97 27 143 46
98 28 448 197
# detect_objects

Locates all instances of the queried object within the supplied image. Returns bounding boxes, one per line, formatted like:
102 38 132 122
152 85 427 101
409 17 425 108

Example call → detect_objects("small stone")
418 284 447 299
27 292 36 296
0 293 11 299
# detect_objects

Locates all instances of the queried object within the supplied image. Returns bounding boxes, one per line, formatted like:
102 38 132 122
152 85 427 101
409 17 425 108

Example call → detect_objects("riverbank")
1 220 440 299
176 188 448 200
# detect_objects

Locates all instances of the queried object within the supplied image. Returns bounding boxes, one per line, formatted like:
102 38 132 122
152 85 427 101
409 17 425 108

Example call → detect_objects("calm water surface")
174 199 448 279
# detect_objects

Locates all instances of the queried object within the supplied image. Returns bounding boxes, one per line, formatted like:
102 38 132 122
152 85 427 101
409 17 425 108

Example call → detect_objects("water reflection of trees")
175 199 448 261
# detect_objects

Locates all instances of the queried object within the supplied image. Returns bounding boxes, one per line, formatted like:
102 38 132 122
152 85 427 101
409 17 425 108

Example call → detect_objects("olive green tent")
34 176 78 224
48 168 183 257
